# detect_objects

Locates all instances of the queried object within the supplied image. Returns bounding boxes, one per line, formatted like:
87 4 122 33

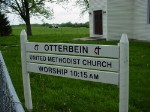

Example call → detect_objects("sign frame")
20 30 129 112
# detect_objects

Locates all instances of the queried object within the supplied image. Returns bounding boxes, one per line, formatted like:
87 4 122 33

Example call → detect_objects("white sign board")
26 53 119 72
27 63 119 85
26 42 119 58
20 30 129 112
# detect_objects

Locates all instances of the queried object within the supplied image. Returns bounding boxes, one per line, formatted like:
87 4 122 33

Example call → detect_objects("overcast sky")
7 2 89 25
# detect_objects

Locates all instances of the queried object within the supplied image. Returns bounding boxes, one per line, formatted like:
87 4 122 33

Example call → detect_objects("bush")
0 12 12 36
60 22 89 28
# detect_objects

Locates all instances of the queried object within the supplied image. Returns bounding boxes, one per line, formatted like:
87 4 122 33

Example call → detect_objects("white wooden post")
119 34 129 112
20 30 33 111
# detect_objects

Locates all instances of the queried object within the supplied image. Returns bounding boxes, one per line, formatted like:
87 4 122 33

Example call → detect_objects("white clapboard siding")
107 0 134 40
26 42 119 58
89 0 150 41
133 0 150 41
26 53 119 72
27 63 119 85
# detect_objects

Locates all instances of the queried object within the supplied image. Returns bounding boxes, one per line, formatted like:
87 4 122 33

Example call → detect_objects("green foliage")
0 12 12 36
41 23 52 28
29 0 54 19
1 0 56 35
76 0 89 14
0 26 150 112
1 0 54 18
60 22 89 28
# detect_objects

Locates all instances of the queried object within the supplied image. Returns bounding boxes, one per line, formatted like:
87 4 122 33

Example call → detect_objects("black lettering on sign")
74 46 79 53
94 74 99 79
44 44 49 51
107 62 112 68
73 59 80 65
47 57 58 62
70 70 99 80
82 46 88 54
43 44 89 54
89 74 94 79
63 45 68 52
82 60 112 68
58 45 62 52
30 55 36 60
102 61 112 68
94 46 101 55
38 66 68 75
34 44 39 51
83 72 88 78
89 74 99 79
102 61 107 67
69 46 73 52
29 55 46 61
89 74 98 79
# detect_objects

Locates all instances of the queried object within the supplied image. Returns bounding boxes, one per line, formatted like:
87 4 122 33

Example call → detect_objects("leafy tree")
0 12 12 36
0 0 54 36
76 0 89 14
0 0 12 36
58 0 89 15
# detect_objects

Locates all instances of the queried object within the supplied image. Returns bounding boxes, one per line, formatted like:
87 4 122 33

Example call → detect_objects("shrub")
0 12 12 36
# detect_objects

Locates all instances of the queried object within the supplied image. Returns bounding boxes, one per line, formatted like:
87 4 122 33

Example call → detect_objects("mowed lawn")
0 26 150 112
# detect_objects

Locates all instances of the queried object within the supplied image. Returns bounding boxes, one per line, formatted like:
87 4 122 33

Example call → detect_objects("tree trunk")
25 18 32 36
24 0 32 36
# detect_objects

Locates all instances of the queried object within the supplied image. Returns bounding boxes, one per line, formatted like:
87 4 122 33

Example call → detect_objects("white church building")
89 0 150 41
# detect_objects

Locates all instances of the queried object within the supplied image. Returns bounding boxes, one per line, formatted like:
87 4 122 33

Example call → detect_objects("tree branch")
13 0 25 16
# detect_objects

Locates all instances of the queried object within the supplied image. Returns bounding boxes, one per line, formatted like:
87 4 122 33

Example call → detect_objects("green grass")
0 26 150 112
